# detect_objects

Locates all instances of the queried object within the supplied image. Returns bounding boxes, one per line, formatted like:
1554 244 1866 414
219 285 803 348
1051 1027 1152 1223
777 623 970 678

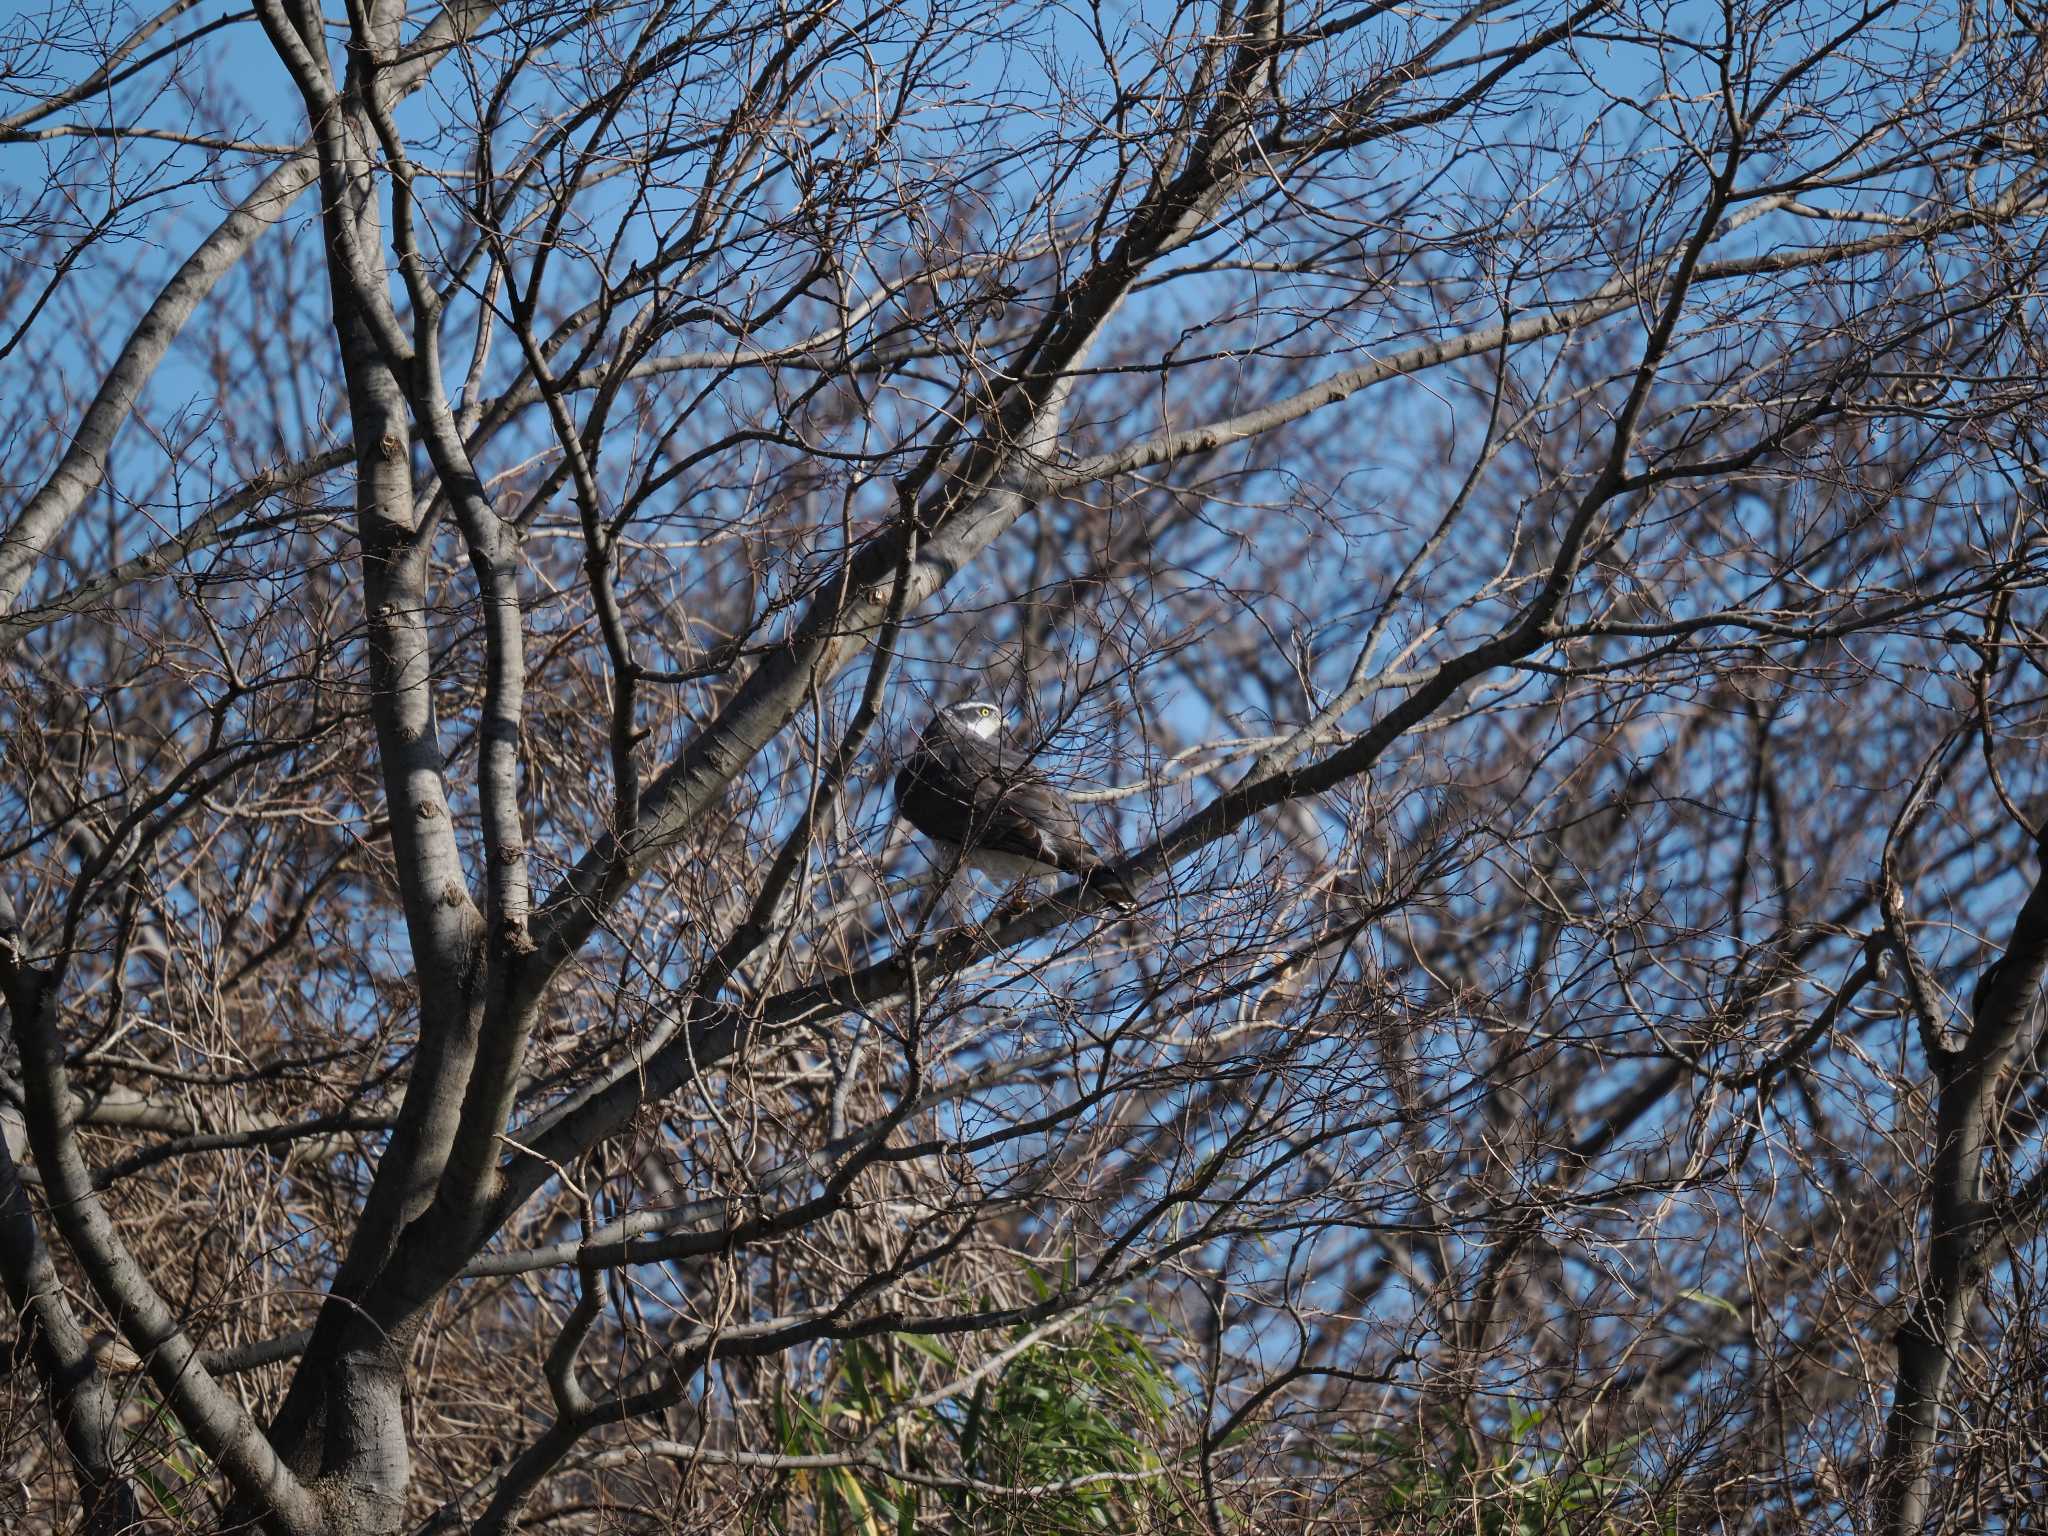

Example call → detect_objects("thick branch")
1876 832 2048 1534
0 946 326 1534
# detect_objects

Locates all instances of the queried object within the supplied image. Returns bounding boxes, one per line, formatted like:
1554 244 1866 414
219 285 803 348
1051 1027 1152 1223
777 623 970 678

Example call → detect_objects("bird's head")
937 700 1005 741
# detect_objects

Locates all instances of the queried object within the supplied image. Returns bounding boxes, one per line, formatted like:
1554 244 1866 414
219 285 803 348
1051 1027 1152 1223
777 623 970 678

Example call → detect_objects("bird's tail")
1083 862 1141 912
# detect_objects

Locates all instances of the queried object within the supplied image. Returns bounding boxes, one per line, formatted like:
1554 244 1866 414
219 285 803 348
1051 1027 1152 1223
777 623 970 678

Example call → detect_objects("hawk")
895 700 1138 909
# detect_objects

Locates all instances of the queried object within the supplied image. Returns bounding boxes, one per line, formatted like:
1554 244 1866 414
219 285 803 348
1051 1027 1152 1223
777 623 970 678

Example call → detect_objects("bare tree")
4 0 2048 1531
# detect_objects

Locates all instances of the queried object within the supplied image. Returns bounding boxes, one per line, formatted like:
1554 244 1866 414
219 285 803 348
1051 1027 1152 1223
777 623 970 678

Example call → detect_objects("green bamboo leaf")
893 1331 957 1368
1679 1287 1742 1319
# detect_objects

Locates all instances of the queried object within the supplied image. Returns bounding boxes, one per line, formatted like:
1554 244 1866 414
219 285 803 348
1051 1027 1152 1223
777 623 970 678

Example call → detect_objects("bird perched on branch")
895 700 1138 910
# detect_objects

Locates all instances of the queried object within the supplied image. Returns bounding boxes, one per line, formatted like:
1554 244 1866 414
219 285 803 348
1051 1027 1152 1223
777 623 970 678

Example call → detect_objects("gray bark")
0 1062 142 1536
1876 833 2048 1533
0 943 328 1534
0 153 318 615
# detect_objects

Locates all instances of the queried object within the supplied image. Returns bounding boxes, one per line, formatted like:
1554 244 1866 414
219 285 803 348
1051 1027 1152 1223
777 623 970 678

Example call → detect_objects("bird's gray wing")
986 774 1100 873
986 769 1139 906
897 725 1137 906
897 729 1101 872
896 730 1019 846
